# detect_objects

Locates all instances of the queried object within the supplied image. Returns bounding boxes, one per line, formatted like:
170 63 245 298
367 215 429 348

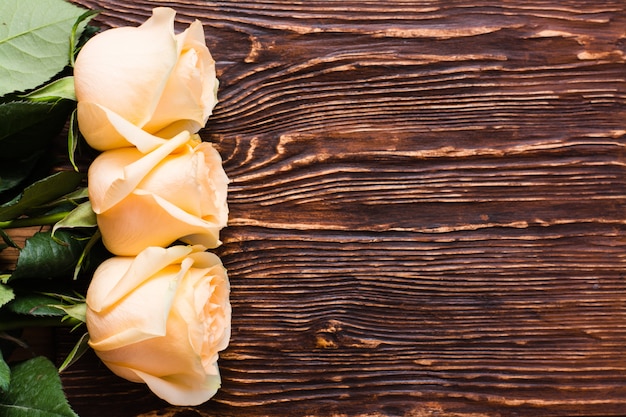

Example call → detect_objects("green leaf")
0 284 15 308
0 151 45 195
0 356 78 417
9 230 88 282
0 0 88 96
0 350 9 393
20 77 76 102
58 332 89 373
0 171 83 222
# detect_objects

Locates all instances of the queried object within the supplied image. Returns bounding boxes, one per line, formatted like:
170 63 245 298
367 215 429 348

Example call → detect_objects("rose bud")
88 131 229 256
86 245 231 406
74 7 218 152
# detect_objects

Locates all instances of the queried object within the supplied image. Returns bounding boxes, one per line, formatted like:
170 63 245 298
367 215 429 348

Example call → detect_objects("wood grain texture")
55 1 626 416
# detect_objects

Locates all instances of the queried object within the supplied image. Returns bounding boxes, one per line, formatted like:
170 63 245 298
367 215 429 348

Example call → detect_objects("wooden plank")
52 1 626 416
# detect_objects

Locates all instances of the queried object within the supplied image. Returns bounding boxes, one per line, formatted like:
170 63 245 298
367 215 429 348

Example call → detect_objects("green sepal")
72 229 101 281
68 109 80 172
19 77 76 102
70 10 101 66
0 229 19 251
53 303 86 325
58 332 89 373
0 350 9 393
0 285 15 309
52 201 97 238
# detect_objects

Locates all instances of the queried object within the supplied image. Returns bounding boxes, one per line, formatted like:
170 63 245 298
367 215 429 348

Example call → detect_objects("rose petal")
85 245 230 406
77 102 169 152
87 248 194 350
95 248 193 311
143 18 218 134
97 192 223 256
129 367 220 406
178 20 220 122
88 131 190 213
74 8 178 127
136 141 229 220
84 256 133 312
142 48 205 133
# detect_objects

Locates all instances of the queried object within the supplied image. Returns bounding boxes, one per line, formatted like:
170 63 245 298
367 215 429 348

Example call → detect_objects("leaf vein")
0 18 77 46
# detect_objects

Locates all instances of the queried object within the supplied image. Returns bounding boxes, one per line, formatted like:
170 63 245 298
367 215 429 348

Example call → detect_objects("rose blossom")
74 7 218 152
88 131 229 256
86 245 231 406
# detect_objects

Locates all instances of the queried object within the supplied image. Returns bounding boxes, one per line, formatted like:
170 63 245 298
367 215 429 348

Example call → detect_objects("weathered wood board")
49 1 626 416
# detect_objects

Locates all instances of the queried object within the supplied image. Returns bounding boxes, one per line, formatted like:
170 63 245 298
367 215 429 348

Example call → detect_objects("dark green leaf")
30 188 89 216
0 172 83 222
0 350 9 393
0 101 72 158
0 99 74 198
0 356 78 417
0 151 45 195
0 101 55 142
54 188 90 205
5 294 65 317
0 228 19 251
9 230 88 282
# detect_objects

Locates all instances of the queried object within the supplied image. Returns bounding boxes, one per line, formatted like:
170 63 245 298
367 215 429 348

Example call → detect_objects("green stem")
0 212 69 229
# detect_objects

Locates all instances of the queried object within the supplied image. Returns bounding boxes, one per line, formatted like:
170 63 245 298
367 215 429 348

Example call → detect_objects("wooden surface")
56 1 626 416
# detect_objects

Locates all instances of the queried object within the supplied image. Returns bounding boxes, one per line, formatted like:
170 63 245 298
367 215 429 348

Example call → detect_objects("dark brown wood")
52 1 626 415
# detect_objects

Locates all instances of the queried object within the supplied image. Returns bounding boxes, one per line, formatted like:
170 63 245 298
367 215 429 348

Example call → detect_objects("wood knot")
313 319 382 350
314 319 342 349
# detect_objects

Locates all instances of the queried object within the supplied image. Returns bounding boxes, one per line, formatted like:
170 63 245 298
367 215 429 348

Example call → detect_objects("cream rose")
88 131 229 256
86 245 231 406
74 7 218 152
